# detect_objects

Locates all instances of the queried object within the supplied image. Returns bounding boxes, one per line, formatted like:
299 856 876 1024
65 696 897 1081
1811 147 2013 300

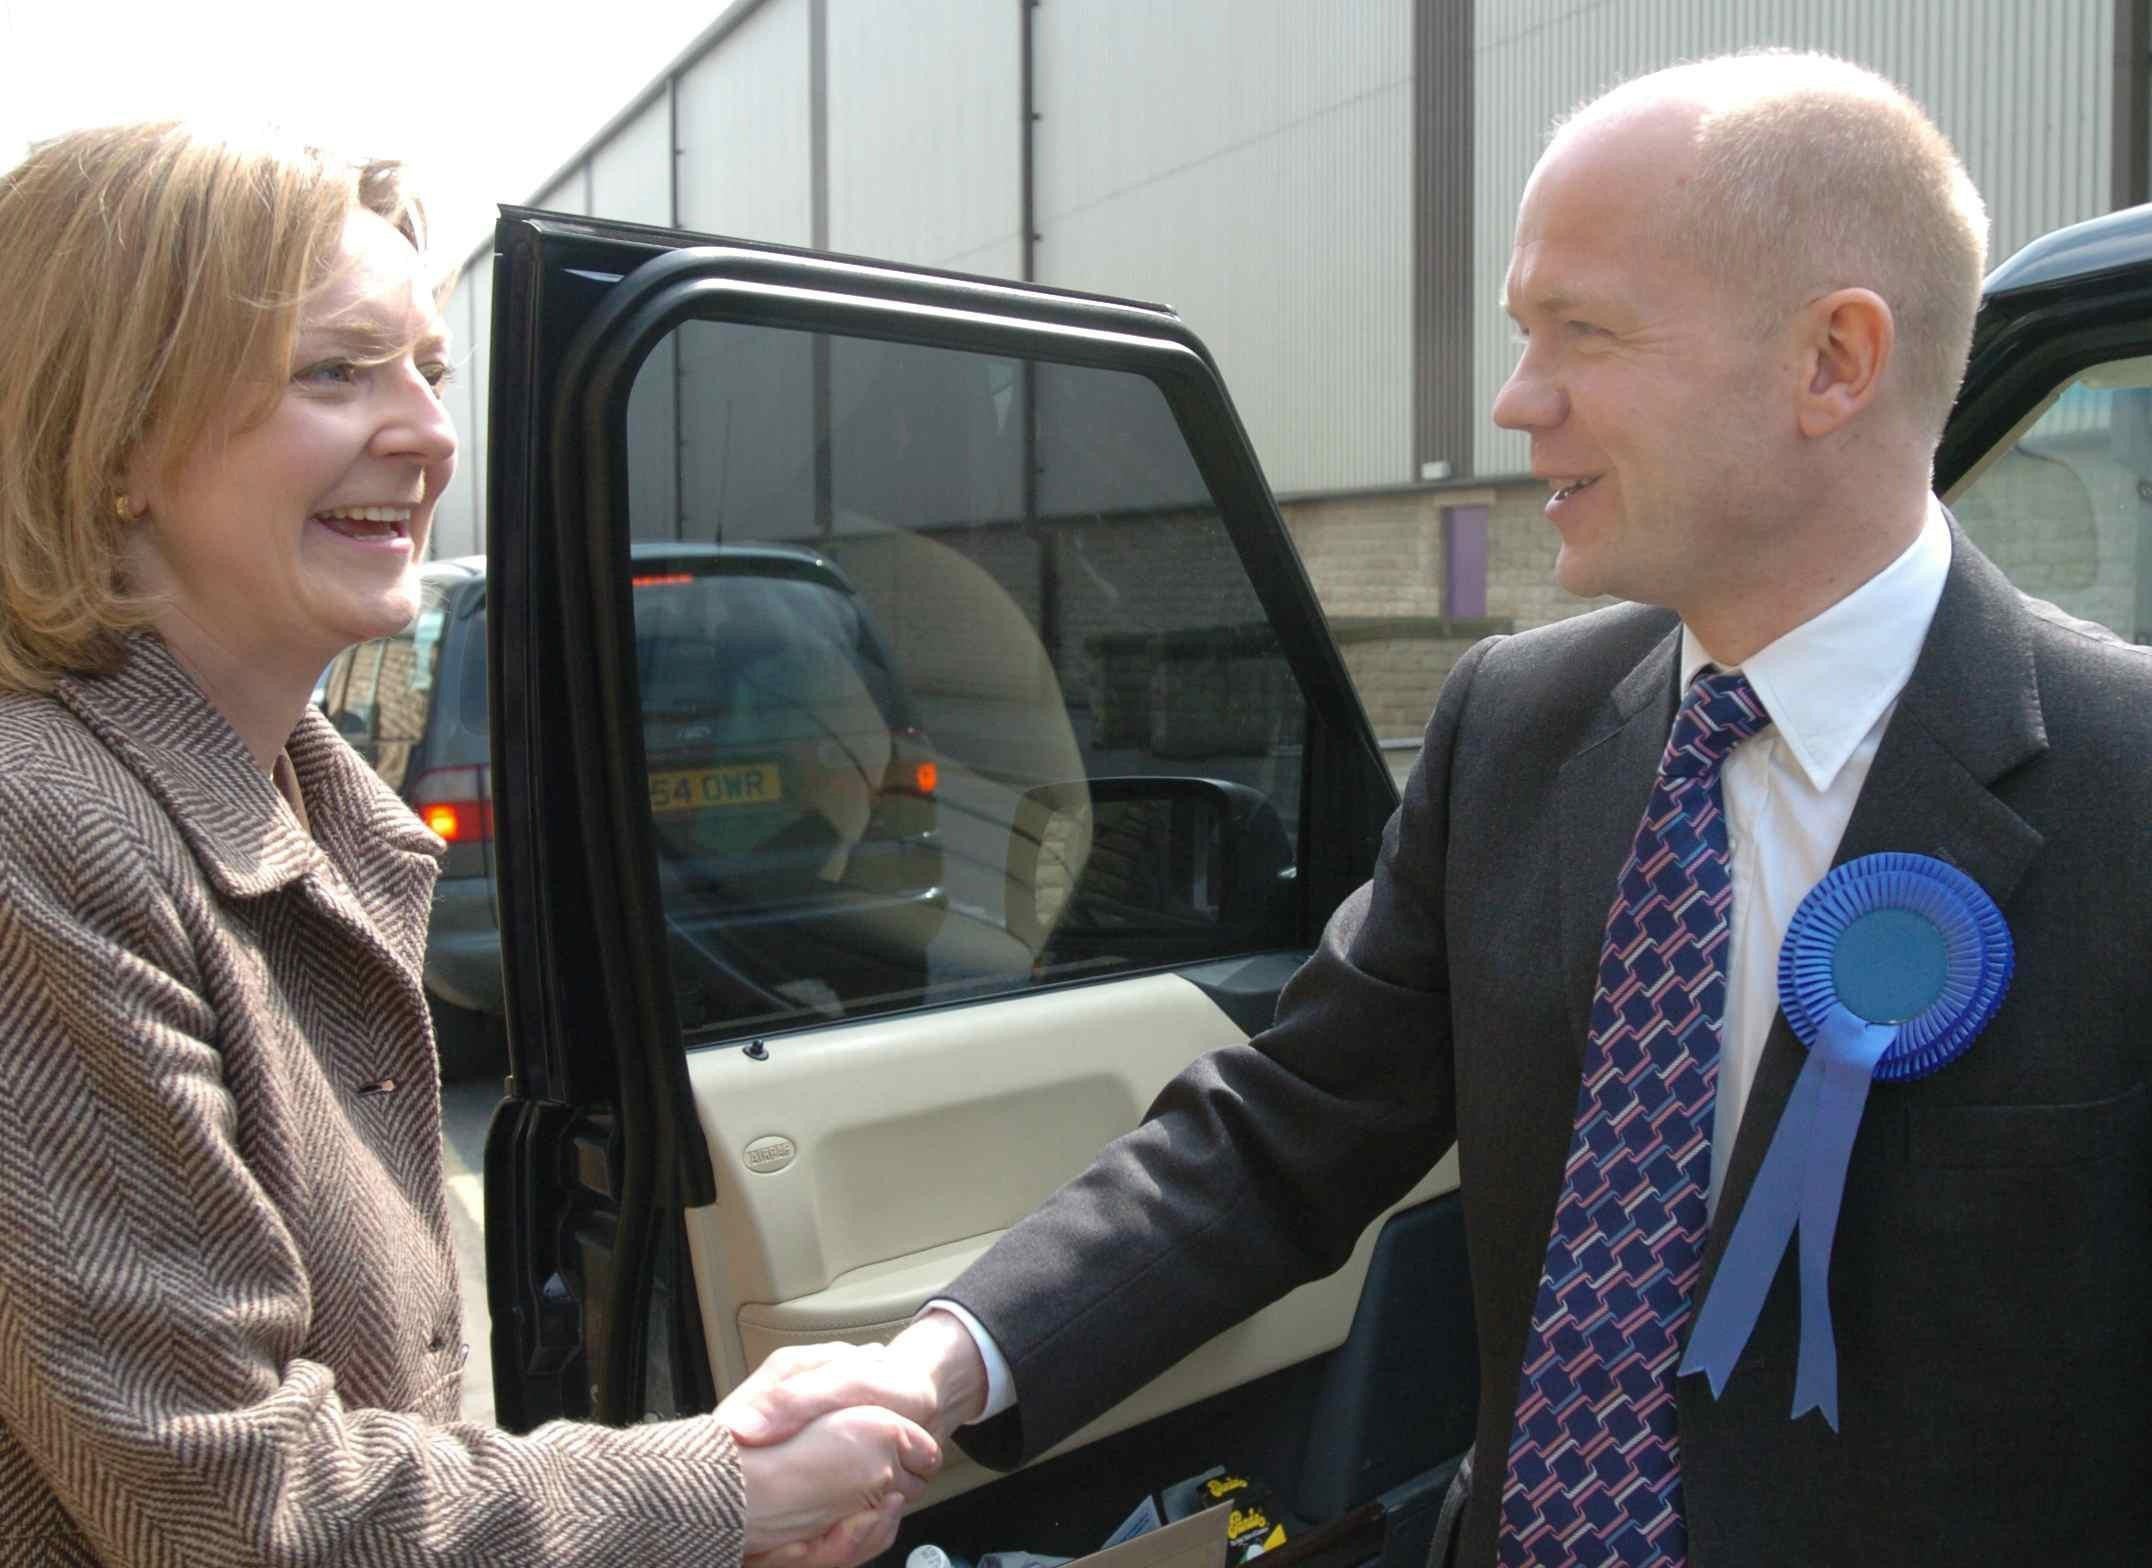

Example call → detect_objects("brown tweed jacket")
0 635 744 1566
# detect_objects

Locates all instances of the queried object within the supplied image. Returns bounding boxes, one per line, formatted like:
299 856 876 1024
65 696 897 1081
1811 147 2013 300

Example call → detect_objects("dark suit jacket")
946 529 2152 1564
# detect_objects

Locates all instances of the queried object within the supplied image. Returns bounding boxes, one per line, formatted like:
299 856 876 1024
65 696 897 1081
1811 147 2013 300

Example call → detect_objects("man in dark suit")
737 52 2152 1567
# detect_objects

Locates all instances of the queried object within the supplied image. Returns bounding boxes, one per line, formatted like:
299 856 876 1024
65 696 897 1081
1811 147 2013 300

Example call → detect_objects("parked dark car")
318 539 943 1076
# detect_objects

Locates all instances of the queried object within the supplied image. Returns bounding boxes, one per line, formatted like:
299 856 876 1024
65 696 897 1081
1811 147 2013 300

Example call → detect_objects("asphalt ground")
439 1076 501 1426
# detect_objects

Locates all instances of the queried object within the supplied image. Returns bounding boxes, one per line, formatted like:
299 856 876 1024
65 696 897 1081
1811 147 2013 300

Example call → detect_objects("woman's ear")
119 439 165 522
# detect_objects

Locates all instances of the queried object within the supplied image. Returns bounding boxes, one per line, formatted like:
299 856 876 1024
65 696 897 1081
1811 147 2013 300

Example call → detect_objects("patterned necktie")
1498 668 1770 1568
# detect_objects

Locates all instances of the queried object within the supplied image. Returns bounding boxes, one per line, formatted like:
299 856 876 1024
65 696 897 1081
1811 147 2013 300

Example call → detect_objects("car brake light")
632 572 695 588
411 764 494 843
883 728 938 798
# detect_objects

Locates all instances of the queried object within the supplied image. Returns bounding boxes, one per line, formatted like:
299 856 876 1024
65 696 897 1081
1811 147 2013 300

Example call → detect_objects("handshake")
722 1309 991 1568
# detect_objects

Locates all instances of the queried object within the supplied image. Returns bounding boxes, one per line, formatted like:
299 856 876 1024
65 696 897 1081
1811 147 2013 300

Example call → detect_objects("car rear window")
632 571 905 736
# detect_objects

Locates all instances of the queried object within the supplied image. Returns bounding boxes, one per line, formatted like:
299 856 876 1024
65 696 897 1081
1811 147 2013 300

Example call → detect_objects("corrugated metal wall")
1472 0 2118 476
827 0 1023 275
426 0 2130 557
434 256 491 560
1416 0 1478 483
593 92 682 538
437 83 676 555
533 164 588 217
1033 0 1415 496
677 0 812 244
591 92 673 227
434 280 481 561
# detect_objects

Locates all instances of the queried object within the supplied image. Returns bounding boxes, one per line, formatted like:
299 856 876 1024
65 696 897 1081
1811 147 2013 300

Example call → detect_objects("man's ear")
1795 288 1893 439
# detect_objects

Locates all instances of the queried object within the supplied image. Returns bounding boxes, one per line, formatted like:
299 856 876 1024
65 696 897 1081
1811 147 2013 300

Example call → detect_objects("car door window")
626 322 1309 1041
1948 354 2152 642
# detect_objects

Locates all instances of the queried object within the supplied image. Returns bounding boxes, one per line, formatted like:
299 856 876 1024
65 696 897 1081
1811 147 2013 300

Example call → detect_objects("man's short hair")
1562 51 1989 445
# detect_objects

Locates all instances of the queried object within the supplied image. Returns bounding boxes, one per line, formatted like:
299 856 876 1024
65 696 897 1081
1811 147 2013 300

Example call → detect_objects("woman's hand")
722 1323 985 1449
734 1399 941 1568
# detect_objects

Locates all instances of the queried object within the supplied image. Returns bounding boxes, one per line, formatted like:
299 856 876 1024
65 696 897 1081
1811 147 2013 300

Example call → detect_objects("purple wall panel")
1443 504 1489 618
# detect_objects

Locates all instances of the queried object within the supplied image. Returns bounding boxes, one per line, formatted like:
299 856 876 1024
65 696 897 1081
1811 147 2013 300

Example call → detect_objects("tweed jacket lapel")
285 708 444 973
54 635 442 971
1556 622 1684 1058
56 635 316 898
1695 524 2048 1299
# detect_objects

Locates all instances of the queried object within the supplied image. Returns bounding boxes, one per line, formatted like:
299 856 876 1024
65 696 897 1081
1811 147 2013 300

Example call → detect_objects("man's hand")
735 1403 941 1566
723 1315 990 1448
721 1327 984 1568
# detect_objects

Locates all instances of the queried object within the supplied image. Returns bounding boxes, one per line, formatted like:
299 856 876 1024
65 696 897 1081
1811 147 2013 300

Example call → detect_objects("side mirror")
1007 775 1293 960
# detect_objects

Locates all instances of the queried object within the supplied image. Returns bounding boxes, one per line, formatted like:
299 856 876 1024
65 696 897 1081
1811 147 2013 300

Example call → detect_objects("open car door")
480 209 1480 1565
1937 203 2152 634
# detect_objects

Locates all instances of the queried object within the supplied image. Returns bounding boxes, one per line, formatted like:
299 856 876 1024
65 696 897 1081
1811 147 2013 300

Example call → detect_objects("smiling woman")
113 202 459 768
0 122 936 1568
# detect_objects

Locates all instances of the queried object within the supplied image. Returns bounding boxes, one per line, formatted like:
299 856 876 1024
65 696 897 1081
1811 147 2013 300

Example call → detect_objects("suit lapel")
1556 627 1683 1057
1698 525 2049 1293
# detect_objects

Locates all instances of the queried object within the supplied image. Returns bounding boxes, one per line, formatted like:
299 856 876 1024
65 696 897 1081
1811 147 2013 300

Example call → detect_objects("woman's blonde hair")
0 122 428 693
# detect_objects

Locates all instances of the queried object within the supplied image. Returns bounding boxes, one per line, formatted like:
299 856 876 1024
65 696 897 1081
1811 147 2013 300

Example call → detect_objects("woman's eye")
422 363 455 395
297 359 360 387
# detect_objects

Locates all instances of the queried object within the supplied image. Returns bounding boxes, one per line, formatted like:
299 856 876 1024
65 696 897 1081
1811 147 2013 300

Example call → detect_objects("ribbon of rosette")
1677 851 2014 1431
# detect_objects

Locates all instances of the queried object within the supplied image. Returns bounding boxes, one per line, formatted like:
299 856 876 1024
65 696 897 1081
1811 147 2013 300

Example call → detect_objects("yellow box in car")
648 762 784 815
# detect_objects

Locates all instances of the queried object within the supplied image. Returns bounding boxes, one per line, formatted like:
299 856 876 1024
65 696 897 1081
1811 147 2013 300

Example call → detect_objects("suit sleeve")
0 786 746 1567
942 638 1497 1468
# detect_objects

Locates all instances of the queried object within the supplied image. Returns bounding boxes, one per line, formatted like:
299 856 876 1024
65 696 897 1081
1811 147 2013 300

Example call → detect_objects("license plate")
648 762 784 815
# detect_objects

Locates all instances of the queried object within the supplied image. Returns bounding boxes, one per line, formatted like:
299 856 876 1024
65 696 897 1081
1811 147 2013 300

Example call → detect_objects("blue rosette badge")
1678 851 2013 1430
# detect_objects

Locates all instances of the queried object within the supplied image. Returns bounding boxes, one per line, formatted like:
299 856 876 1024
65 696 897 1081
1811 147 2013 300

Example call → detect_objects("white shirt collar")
1680 498 1951 793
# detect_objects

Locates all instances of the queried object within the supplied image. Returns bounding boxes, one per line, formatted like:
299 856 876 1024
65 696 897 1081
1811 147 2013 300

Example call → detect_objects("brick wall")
1485 484 1615 632
1329 617 1512 737
828 452 2147 775
1293 454 2152 748
825 511 1290 776
1284 491 1445 617
823 481 1619 757
1281 483 1607 737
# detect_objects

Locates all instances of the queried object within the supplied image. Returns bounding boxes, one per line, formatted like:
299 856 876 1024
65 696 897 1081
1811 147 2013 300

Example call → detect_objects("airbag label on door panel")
744 1135 798 1173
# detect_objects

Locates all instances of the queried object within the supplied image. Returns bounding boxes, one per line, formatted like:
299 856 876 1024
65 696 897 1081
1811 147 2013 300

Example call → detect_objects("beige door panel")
681 971 1460 1501
735 1233 1002 1354
734 1157 1454 1508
